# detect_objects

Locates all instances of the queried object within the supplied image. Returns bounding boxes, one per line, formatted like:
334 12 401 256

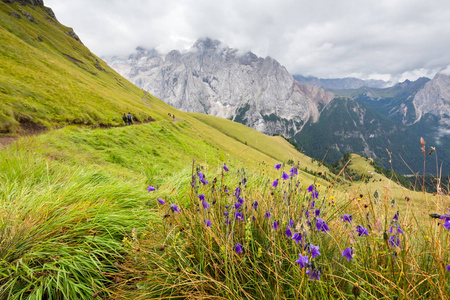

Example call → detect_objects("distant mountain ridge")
105 40 450 174
104 38 334 138
293 74 390 90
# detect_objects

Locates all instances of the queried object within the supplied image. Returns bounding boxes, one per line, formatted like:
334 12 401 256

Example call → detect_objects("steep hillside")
0 1 158 134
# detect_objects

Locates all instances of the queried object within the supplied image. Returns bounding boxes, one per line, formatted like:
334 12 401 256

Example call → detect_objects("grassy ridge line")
0 2 158 133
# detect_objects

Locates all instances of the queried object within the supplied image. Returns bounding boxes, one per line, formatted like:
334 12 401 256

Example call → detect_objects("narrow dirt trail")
142 90 151 108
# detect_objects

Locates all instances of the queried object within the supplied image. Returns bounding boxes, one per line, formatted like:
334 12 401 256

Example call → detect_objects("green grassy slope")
2 2 448 299
0 2 161 133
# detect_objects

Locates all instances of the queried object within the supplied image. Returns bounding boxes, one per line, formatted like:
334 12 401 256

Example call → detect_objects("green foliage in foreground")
0 141 157 299
132 163 450 300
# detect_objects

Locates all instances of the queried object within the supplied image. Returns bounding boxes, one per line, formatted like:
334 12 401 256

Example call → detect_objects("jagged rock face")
413 67 450 126
105 38 334 137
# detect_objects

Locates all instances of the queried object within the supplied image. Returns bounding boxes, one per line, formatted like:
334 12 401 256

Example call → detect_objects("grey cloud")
45 0 450 82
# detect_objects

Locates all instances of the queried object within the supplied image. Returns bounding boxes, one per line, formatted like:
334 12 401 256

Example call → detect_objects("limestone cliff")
105 38 334 137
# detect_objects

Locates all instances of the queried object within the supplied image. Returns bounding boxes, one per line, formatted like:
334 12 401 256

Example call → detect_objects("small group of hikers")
122 112 133 125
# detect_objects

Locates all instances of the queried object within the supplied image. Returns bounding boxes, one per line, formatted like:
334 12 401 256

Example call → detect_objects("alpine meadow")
0 1 449 299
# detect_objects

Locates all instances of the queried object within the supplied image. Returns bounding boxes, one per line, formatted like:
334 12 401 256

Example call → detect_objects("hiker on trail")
122 113 127 126
172 114 175 121
127 112 133 125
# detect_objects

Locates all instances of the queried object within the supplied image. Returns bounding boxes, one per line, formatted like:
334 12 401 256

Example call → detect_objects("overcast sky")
45 0 450 82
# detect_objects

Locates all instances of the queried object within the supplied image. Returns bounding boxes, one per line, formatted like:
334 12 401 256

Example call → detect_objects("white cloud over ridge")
45 0 450 82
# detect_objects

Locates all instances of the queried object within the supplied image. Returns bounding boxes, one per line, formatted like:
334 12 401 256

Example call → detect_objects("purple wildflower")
224 211 229 217
440 213 450 222
264 211 272 219
235 243 243 254
282 172 290 180
204 219 211 227
397 225 404 234
147 186 155 192
234 202 241 209
198 194 205 201
170 204 180 212
306 268 320 280
315 217 330 232
235 212 244 221
356 225 369 237
275 163 281 170
252 201 258 210
315 209 320 217
312 190 319 200
272 179 279 187
393 211 399 221
307 184 314 193
288 219 295 228
309 244 321 259
238 197 244 205
235 187 241 199
342 214 353 224
285 226 292 237
289 167 298 176
446 265 450 272
202 201 211 210
342 247 354 261
295 254 309 268
157 199 165 205
389 236 401 248
271 220 279 230
292 232 303 244
443 220 450 230
223 164 229 172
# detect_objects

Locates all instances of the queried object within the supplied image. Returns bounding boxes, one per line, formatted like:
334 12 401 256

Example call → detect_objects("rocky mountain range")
293 74 390 90
104 38 334 137
104 39 450 174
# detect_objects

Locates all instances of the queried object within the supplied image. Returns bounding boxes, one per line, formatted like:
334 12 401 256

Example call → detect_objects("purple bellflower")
157 199 165 205
309 244 321 259
306 268 320 281
272 179 279 187
170 204 180 212
292 232 303 244
342 247 354 261
202 201 211 210
285 226 292 237
204 219 211 227
275 163 281 170
342 214 352 223
356 225 369 236
235 243 243 254
272 220 279 230
295 254 309 269
282 172 290 180
315 217 330 232
147 186 155 192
